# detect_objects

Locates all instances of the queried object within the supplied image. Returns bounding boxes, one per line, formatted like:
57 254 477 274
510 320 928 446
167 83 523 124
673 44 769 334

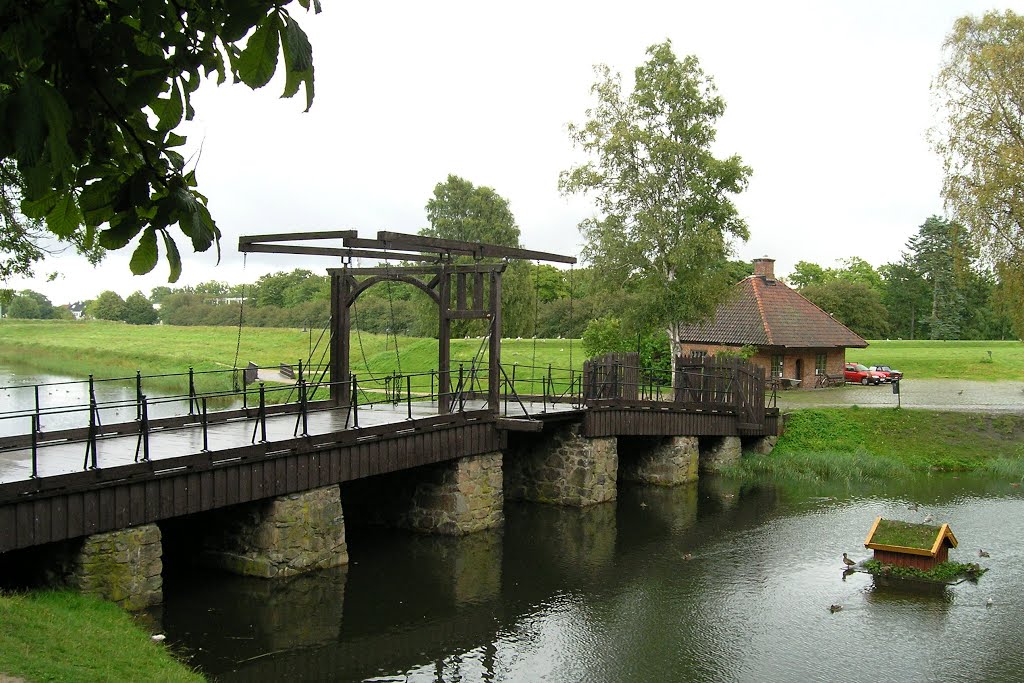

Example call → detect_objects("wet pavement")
776 379 1024 413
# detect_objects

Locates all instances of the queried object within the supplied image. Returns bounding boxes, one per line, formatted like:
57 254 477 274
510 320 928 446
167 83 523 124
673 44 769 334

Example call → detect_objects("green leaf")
280 15 313 72
99 214 145 250
236 14 281 89
44 193 83 239
129 227 159 275
152 79 184 131
160 229 182 283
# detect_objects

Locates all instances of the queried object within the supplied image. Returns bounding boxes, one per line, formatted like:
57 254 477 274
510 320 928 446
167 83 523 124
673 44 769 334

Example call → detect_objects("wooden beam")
239 243 437 262
238 230 357 245
377 231 577 264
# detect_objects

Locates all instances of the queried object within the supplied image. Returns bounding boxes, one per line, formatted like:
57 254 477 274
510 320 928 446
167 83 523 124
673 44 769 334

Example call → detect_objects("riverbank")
727 408 1024 482
0 590 202 682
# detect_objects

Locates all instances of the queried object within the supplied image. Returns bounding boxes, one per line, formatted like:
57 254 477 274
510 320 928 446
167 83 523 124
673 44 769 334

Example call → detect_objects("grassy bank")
0 321 1021 383
0 590 202 682
727 408 1024 482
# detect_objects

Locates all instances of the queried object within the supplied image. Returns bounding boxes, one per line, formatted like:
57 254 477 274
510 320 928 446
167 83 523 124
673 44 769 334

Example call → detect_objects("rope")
232 253 247 392
530 259 540 393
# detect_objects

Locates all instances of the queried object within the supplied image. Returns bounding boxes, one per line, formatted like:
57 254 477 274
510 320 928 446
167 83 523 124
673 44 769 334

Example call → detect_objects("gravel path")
775 378 1024 413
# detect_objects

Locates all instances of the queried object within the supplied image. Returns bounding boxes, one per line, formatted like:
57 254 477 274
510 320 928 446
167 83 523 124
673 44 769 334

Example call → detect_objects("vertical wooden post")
331 271 351 407
438 267 452 413
488 267 503 413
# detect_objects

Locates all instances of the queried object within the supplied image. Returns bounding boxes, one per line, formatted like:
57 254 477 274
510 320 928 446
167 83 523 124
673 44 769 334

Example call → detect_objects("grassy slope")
0 591 202 682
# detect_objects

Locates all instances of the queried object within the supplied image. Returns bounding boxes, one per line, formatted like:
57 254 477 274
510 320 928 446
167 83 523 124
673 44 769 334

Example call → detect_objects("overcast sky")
10 0 1024 305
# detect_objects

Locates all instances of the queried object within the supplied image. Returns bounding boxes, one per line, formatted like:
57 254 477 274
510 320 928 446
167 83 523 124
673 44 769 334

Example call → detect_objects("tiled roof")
676 276 868 349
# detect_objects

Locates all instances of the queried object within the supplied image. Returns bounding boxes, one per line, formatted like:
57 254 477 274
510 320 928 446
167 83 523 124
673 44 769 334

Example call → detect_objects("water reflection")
157 474 1024 682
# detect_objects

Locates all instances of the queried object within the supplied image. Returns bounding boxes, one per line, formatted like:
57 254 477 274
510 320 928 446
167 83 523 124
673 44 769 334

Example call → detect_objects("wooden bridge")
0 231 778 610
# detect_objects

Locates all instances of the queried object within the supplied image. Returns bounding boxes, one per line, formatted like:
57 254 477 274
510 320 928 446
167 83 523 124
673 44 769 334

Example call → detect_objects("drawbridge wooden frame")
238 230 576 414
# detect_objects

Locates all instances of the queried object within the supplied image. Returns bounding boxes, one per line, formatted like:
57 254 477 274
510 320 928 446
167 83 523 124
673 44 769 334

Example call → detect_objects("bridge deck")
0 400 577 485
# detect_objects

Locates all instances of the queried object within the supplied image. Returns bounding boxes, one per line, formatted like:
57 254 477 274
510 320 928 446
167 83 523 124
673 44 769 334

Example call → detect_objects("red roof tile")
676 276 868 349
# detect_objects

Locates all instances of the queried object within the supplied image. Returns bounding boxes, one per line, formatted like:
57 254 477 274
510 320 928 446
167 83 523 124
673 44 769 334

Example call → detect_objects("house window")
771 354 784 378
815 353 827 375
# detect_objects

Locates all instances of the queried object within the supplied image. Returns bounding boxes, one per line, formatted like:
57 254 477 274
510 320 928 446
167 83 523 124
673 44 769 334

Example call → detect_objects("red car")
844 363 885 385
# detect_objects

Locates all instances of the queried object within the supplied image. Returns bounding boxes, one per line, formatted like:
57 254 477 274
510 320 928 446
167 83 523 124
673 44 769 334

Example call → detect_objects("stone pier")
505 425 618 506
69 524 163 611
199 485 348 578
620 436 699 486
699 435 743 473
401 452 505 535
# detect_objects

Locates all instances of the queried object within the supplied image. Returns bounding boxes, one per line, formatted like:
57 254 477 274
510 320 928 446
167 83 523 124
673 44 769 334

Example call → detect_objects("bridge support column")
200 485 348 578
620 436 699 486
699 435 743 473
506 425 617 506
744 434 778 455
403 452 505 535
69 524 162 611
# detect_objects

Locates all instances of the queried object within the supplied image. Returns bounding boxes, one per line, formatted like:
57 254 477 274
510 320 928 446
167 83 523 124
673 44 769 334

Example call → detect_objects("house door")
795 358 803 381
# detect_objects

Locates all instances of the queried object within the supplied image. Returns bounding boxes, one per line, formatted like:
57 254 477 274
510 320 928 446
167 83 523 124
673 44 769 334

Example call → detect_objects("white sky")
9 0 1024 306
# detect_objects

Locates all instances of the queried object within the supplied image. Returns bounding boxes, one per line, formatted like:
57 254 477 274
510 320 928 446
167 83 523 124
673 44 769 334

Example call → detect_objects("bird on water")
829 604 843 613
842 553 856 569
979 549 990 558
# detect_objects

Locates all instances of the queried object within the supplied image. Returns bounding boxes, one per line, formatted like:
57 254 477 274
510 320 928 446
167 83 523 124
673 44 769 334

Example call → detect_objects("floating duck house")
864 517 958 571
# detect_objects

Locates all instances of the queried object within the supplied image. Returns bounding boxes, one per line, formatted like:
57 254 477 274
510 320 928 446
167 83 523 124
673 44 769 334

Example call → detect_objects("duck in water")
842 552 856 569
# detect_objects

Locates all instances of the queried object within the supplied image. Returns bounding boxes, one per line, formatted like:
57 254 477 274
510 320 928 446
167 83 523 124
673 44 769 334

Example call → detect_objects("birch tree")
560 41 751 357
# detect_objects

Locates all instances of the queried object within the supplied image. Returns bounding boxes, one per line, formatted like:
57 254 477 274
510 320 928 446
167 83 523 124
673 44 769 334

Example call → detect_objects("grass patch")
0 590 202 682
728 408 1024 482
869 519 941 549
862 559 987 583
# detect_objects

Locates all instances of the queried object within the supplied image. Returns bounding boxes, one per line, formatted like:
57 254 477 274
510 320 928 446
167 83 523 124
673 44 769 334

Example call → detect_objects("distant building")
673 258 867 388
68 301 87 320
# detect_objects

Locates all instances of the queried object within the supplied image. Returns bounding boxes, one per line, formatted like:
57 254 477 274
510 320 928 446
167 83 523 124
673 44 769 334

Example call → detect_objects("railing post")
351 374 359 428
300 379 309 436
430 370 436 404
258 382 267 443
201 397 210 452
141 397 150 462
30 414 38 479
188 367 196 415
406 374 413 420
136 370 143 420
547 364 553 403
33 385 41 431
457 363 465 411
84 374 99 470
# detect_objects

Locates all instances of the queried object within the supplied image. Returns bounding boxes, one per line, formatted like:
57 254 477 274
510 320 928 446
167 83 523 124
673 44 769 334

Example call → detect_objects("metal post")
201 397 209 452
30 414 38 479
34 385 41 431
300 379 309 436
406 374 413 420
188 367 197 415
458 363 465 411
141 397 150 462
259 382 267 443
85 374 98 470
351 374 359 428
430 370 436 404
136 370 143 420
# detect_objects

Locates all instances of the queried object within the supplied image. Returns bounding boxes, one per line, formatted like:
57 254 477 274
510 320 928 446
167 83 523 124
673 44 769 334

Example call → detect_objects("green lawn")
0 591 203 682
850 339 1024 382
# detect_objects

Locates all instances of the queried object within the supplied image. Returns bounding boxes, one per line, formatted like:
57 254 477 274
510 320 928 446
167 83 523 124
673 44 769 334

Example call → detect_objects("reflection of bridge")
0 231 778 611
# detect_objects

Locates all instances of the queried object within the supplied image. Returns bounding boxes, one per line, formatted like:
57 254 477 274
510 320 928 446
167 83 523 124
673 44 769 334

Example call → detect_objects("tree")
87 290 126 321
6 289 54 319
560 41 752 358
0 1 320 282
800 280 890 339
787 261 832 289
906 216 974 339
420 175 536 337
933 11 1024 328
123 291 158 325
880 262 929 339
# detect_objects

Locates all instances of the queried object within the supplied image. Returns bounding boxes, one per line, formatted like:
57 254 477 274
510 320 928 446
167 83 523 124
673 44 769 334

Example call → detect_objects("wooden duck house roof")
864 517 958 558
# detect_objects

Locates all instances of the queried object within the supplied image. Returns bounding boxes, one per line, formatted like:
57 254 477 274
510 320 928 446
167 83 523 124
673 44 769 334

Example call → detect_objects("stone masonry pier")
505 425 618 507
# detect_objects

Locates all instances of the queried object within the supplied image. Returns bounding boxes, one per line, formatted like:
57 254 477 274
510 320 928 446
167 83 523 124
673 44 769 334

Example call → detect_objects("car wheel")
861 377 869 385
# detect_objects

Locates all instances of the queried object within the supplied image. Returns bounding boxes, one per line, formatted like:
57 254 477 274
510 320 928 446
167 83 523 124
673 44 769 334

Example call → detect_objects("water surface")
154 474 1024 682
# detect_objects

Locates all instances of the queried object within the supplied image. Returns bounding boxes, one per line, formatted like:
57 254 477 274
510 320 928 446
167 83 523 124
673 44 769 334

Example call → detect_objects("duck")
987 598 994 608
681 553 693 561
907 503 919 511
842 552 856 568
979 549 990 558
829 604 843 613
923 515 933 524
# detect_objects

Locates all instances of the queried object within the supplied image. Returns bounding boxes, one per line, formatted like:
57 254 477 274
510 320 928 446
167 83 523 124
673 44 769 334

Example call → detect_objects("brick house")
674 258 867 388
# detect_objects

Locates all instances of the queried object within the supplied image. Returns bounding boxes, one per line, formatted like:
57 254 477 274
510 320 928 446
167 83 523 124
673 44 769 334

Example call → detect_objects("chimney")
753 257 775 281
